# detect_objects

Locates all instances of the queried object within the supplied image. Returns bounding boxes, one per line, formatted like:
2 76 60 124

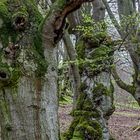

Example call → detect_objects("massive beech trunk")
0 0 94 139
64 1 115 139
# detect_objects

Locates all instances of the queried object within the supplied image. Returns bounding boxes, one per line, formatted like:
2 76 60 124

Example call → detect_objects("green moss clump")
75 40 86 73
92 83 112 97
63 117 80 139
0 63 21 88
76 41 85 59
0 0 48 92
76 119 102 140
0 1 30 47
76 93 86 110
10 67 21 86
56 0 67 8
76 44 113 76
64 117 103 140
0 1 9 22
73 110 100 118
67 81 114 139
24 1 47 77
24 0 42 25
34 54 48 77
64 92 103 140
85 32 107 47
0 1 12 47
90 45 111 59
82 97 93 111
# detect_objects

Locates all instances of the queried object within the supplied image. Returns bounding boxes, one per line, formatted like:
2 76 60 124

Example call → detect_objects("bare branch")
112 66 135 94
102 0 123 36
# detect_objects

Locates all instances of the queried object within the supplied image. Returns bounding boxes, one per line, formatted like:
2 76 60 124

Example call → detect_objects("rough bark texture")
0 0 94 140
64 0 115 139
64 38 114 140
0 1 50 139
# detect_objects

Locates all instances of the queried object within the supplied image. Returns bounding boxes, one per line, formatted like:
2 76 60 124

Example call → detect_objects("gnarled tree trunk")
64 0 115 139
0 0 94 139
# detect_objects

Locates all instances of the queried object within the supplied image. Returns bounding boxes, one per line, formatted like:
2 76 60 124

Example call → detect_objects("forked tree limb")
42 0 94 43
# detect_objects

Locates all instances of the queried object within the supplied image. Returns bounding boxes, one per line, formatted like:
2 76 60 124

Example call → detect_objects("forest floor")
59 101 140 140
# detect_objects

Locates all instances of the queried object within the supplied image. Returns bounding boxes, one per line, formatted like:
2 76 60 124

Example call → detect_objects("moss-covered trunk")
64 1 115 138
0 0 94 139
64 38 115 140
0 0 58 139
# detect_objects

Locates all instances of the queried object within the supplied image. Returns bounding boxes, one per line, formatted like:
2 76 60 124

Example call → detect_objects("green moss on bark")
76 92 86 110
92 83 112 97
90 45 111 59
0 0 48 80
0 63 21 88
0 1 12 47
64 116 103 140
64 92 103 140
0 91 12 138
73 110 100 118
0 1 29 47
75 40 113 76
76 41 85 59
0 1 9 22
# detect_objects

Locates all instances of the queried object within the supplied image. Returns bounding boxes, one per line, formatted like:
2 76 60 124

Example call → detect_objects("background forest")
0 0 140 140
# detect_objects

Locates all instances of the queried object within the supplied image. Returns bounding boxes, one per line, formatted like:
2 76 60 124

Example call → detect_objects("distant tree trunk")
0 0 94 139
63 31 81 109
117 0 140 106
64 0 115 139
103 0 140 106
